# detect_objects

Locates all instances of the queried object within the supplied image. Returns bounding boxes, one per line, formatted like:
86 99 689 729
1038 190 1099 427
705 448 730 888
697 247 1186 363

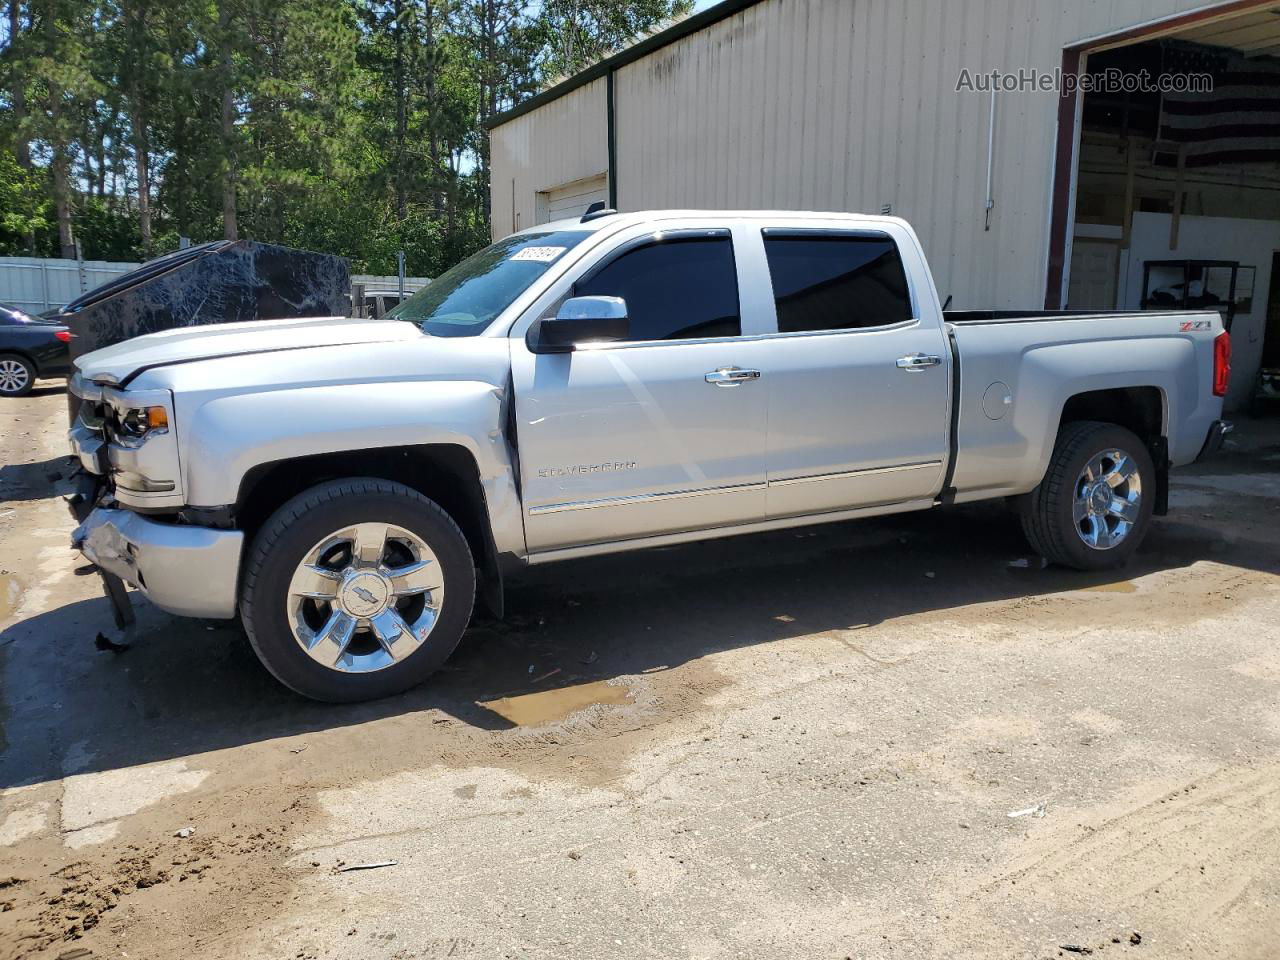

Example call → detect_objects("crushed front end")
67 373 243 623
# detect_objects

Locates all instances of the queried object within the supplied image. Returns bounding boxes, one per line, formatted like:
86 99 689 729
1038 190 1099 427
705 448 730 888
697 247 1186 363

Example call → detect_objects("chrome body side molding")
530 460 944 516
529 481 768 516
767 460 942 488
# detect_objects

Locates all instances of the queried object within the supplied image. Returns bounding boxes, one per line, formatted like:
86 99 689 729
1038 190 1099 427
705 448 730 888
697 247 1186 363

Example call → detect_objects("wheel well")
1059 386 1164 445
1058 386 1169 515
235 445 493 571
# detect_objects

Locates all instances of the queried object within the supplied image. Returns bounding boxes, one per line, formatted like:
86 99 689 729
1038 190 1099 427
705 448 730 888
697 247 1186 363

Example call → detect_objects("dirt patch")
1 812 296 960
932 761 1280 959
0 641 727 957
479 679 633 726
1080 579 1138 593
946 552 1279 637
0 573 19 620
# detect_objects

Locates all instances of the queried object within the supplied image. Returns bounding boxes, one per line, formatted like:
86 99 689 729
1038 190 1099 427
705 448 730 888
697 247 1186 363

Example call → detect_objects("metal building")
489 0 1280 411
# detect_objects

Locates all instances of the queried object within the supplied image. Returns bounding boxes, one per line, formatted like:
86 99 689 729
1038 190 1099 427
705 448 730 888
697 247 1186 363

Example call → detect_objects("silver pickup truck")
67 211 1232 702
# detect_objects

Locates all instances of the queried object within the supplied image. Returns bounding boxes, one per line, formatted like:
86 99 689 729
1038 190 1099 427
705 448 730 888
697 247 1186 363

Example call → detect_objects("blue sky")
693 0 724 10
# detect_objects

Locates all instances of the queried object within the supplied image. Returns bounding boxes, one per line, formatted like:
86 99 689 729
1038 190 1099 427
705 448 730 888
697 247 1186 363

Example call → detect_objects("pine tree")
538 0 692 79
0 0 697 264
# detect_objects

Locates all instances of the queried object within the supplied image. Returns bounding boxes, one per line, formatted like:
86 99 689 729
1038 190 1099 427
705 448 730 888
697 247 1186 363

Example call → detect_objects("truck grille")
67 378 113 484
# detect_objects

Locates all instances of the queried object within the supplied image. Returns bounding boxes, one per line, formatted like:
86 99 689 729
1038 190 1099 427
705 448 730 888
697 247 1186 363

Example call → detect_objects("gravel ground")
2 385 1278 960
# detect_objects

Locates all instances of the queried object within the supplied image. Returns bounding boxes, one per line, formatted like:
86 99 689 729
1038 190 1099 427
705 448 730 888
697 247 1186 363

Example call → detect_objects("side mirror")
527 296 629 354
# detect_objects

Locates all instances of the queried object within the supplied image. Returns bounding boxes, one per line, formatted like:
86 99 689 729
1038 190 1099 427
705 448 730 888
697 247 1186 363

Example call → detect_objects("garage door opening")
1054 2 1280 411
536 174 609 226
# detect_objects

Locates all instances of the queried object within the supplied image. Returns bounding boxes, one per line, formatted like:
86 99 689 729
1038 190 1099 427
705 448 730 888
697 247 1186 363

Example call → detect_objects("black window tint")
764 235 913 333
575 236 740 341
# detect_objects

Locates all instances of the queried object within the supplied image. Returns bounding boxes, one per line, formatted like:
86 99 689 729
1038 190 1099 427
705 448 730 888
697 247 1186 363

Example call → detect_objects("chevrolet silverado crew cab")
66 211 1232 702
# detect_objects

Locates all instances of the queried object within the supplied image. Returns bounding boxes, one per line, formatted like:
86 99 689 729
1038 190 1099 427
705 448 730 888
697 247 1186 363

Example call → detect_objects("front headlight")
115 405 170 447
102 388 183 505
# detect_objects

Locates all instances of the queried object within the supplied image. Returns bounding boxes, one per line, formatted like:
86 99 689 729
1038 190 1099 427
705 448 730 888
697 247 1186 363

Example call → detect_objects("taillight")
55 330 72 343
1213 331 1231 398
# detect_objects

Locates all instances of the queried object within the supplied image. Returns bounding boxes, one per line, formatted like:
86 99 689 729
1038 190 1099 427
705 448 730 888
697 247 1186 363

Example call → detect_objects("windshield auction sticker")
511 246 568 263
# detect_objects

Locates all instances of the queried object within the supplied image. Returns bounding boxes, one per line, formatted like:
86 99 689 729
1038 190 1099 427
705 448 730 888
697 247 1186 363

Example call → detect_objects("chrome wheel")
286 522 445 673
1073 448 1142 550
0 358 31 394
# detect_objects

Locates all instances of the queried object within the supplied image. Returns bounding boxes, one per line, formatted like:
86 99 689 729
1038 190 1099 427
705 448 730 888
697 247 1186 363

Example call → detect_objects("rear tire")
1019 421 1155 571
241 478 475 702
0 354 35 397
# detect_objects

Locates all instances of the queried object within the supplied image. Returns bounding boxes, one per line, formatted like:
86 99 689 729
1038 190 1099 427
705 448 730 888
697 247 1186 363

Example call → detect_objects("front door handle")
896 353 943 372
705 366 762 387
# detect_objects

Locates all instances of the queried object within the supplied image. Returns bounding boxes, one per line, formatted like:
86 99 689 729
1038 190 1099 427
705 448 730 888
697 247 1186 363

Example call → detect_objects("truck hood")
74 316 423 385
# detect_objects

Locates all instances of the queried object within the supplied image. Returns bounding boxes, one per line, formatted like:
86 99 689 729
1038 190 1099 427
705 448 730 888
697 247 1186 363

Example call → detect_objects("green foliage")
0 0 690 275
538 0 694 80
74 193 141 259
0 148 52 254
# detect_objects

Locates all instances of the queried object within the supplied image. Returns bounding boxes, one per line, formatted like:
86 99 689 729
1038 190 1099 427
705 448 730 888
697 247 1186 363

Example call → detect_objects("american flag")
1158 47 1280 167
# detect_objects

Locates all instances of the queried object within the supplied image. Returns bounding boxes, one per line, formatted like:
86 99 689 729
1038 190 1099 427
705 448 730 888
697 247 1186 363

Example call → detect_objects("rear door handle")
896 353 943 372
705 366 762 387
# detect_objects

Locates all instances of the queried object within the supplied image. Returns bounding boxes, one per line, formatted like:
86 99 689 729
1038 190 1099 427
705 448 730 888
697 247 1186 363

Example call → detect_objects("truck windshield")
386 230 592 337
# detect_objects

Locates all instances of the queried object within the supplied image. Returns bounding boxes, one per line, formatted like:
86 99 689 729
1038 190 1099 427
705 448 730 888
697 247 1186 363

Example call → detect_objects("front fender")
179 379 523 556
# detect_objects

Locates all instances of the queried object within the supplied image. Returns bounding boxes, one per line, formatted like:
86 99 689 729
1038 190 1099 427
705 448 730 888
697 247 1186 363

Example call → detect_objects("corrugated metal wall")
0 256 139 314
491 0 1236 309
490 77 609 238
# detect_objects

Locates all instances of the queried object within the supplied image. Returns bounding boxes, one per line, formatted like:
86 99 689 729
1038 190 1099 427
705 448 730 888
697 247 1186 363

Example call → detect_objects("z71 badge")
1179 319 1212 332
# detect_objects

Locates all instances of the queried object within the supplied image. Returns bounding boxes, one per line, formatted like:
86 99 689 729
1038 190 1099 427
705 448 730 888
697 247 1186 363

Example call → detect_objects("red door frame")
1043 0 1273 308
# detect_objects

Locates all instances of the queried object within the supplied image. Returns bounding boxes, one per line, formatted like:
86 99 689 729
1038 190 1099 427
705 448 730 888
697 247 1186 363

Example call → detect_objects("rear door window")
763 233 913 333
574 234 741 341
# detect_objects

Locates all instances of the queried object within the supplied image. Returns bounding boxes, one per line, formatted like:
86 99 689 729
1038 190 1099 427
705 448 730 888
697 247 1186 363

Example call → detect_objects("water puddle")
479 680 632 727
1080 581 1137 594
0 573 20 619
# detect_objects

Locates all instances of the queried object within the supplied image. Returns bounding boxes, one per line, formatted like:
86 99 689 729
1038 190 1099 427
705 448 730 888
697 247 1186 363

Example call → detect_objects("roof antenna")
581 201 617 223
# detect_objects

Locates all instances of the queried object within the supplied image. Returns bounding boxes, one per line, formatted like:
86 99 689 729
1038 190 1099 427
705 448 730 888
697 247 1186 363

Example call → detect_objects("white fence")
349 274 431 318
351 273 429 291
0 256 141 315
0 258 431 317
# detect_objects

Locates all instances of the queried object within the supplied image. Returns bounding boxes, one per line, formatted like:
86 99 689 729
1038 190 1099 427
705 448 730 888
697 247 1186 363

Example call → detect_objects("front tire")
1019 421 1155 571
0 354 35 397
240 478 475 702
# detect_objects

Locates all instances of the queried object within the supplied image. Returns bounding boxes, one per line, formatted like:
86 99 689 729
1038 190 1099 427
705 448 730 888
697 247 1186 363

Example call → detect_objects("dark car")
0 303 73 397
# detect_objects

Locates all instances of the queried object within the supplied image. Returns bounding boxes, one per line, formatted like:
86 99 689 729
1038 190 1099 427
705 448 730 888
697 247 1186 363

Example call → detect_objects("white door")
541 175 609 224
512 228 770 552
757 229 951 518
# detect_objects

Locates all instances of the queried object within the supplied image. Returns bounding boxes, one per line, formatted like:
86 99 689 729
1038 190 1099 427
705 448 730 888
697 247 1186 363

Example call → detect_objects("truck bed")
943 307 1226 505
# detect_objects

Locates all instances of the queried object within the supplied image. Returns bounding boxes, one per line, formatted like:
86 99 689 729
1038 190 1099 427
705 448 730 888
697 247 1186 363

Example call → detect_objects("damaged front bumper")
72 506 244 620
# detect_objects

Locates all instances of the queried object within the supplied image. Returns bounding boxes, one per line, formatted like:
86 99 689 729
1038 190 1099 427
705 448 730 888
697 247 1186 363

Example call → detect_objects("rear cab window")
573 231 741 341
762 230 914 333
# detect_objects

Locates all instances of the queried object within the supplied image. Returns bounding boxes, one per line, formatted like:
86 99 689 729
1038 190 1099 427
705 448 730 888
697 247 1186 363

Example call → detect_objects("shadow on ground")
0 454 76 504
2 419 1278 788
24 384 68 399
